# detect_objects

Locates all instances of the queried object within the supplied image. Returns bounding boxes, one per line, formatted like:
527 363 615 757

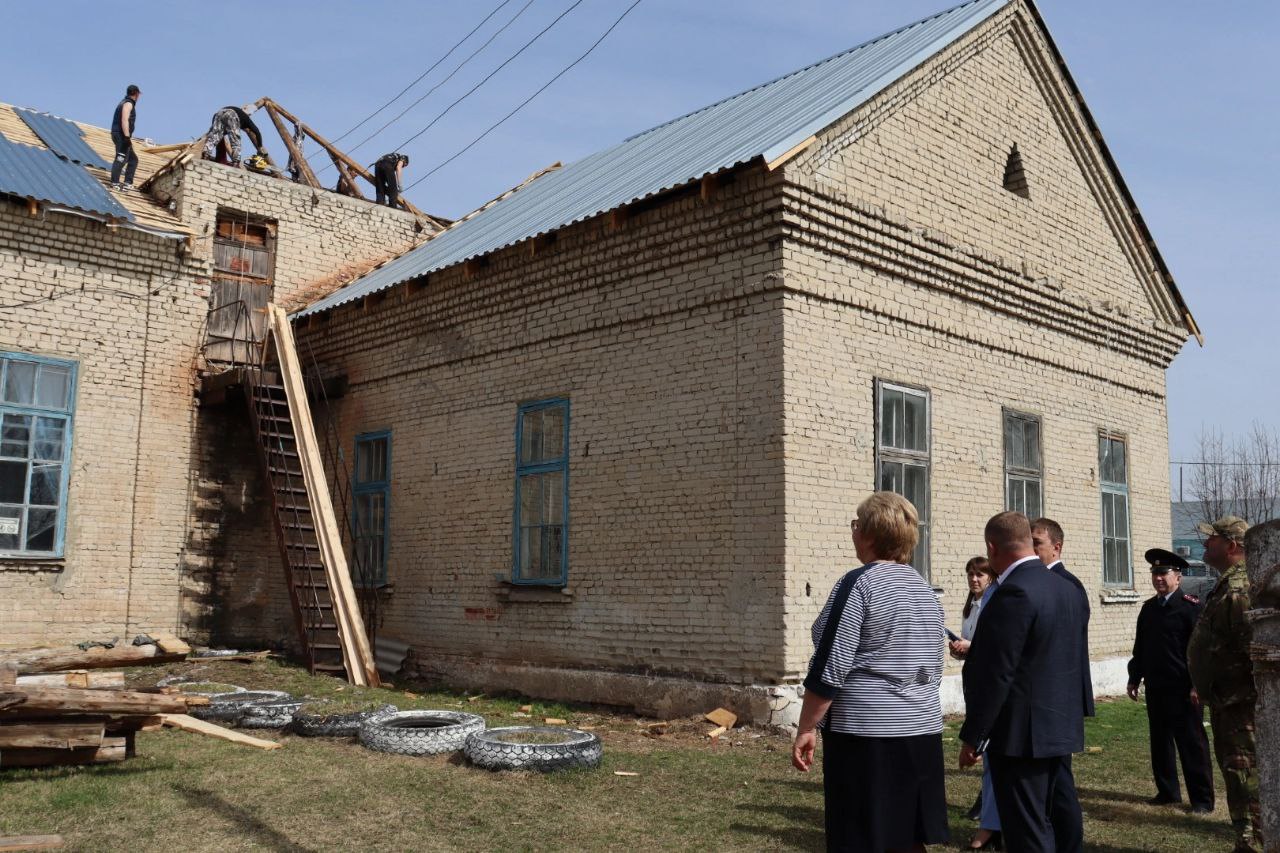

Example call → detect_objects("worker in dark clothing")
203 106 265 168
373 153 409 206
1126 548 1215 814
110 84 141 191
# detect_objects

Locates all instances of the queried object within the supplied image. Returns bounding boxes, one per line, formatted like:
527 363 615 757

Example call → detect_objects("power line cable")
384 0 590 159
404 0 644 192
319 0 543 175
319 0 516 152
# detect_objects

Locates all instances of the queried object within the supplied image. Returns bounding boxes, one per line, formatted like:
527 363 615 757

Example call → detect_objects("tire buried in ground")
240 698 305 729
291 704 398 738
190 690 292 725
464 726 602 772
358 710 485 756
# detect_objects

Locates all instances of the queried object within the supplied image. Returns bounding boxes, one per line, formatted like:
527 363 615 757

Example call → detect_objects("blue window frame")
352 431 390 586
0 352 76 558
513 398 569 585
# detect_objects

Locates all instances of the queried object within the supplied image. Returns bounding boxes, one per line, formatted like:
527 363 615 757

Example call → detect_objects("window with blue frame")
0 353 76 557
352 432 390 586
514 399 569 585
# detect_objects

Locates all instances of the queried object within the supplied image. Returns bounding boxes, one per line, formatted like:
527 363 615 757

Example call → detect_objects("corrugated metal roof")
297 0 1008 318
15 107 112 169
0 132 134 220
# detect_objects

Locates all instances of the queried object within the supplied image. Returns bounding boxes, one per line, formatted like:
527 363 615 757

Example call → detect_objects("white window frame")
1099 432 1132 587
874 380 931 580
1004 409 1043 519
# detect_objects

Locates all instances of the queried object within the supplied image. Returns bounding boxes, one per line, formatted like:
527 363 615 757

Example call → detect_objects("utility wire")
385 0 589 158
320 0 516 151
404 0 644 192
318 0 543 174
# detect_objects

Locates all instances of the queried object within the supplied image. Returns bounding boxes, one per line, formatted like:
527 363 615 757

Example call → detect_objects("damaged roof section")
296 0 1009 317
0 104 188 234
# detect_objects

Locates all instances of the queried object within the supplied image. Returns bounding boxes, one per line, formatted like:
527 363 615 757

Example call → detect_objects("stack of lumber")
0 636 204 769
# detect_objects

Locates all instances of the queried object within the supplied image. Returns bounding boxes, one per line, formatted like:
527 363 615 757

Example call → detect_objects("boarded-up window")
206 213 276 362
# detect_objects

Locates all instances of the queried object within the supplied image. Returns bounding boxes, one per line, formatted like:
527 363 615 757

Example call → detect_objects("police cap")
1144 547 1188 574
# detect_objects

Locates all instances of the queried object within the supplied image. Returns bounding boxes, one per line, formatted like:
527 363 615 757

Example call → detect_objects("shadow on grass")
1076 785 1155 805
728 823 824 851
1081 799 1235 843
174 784 317 853
759 776 823 793
1 760 172 783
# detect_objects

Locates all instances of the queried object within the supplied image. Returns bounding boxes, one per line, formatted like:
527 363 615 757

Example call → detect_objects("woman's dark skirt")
821 729 949 852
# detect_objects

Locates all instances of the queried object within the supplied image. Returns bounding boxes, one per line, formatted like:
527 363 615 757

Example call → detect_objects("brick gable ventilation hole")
1002 144 1030 199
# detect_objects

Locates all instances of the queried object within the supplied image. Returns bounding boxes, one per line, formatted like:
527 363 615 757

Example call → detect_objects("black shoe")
1147 795 1181 806
1189 803 1213 814
966 793 983 821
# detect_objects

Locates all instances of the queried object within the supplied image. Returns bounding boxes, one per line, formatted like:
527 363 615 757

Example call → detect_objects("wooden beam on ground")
267 305 378 687
262 102 320 189
160 713 282 750
0 722 104 750
1 638 189 675
0 737 125 768
16 671 125 689
0 836 65 851
0 685 196 717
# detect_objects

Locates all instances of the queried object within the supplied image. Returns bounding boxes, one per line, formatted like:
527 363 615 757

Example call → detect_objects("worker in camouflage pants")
202 106 265 168
1187 516 1262 853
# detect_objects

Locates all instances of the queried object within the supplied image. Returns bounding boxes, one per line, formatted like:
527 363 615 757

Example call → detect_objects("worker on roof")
109 84 141 192
202 106 265 169
373 153 409 207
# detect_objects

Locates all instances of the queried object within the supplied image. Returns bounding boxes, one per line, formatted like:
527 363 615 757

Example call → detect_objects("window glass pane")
1113 493 1129 538
904 463 929 519
1025 479 1042 519
519 473 544 525
912 526 930 579
1110 439 1126 483
541 406 566 460
903 392 927 452
520 406 565 465
880 389 902 448
879 460 902 494
2 413 32 458
1098 436 1111 482
0 460 26 503
1004 415 1018 469
0 506 19 550
3 362 36 405
519 526 541 578
25 507 55 552
540 471 563 524
35 366 71 409
29 462 60 507
355 438 388 484
33 418 65 461
1006 476 1020 513
1023 419 1041 471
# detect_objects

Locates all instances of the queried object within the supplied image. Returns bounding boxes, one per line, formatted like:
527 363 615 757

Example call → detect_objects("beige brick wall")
297 171 792 683
778 1 1185 677
0 200 206 645
1 157 438 649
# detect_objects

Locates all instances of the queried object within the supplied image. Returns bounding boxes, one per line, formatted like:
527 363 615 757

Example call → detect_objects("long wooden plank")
0 737 125 768
267 305 378 686
2 639 189 675
0 723 103 749
17 671 125 689
0 836 65 851
0 686 195 716
159 714 282 750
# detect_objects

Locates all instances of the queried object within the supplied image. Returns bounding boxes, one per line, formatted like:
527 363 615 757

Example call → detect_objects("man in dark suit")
960 512 1087 853
1032 517 1093 852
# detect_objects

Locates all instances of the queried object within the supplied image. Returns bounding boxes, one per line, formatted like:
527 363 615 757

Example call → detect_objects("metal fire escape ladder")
247 305 378 686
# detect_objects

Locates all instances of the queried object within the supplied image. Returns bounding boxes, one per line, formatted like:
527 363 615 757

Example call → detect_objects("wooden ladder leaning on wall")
241 305 378 687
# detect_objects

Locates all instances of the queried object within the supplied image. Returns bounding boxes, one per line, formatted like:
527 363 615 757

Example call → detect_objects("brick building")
2 0 1198 722
287 0 1197 719
0 102 436 646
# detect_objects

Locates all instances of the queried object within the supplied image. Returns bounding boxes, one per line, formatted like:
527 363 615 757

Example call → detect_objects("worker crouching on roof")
374 153 408 207
203 106 265 169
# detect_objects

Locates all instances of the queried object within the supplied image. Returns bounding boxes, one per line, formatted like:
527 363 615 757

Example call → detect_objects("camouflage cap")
1195 515 1250 543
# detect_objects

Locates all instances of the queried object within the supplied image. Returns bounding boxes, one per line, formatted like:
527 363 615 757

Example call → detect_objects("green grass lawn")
0 660 1238 851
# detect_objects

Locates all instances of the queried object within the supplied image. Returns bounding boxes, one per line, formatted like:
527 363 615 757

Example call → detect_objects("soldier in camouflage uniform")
202 106 265 168
1187 515 1261 852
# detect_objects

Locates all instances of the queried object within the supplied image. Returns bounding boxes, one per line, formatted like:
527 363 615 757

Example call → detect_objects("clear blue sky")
4 1 1275 463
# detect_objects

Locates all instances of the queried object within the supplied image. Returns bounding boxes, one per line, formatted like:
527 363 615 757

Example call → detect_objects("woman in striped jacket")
791 491 948 852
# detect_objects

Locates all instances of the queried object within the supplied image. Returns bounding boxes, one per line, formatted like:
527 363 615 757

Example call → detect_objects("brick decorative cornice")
781 178 1185 370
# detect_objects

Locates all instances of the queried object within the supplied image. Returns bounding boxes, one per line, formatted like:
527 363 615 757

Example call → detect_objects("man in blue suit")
959 511 1087 853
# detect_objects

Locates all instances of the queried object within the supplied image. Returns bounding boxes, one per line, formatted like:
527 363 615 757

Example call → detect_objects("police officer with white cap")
1126 547 1215 813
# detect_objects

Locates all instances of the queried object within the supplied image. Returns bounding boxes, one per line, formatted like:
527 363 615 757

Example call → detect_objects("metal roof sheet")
0 132 134 220
15 107 112 169
297 0 1008 318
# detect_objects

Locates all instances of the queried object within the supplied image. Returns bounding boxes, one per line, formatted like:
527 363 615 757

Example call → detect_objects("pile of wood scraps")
0 636 207 769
